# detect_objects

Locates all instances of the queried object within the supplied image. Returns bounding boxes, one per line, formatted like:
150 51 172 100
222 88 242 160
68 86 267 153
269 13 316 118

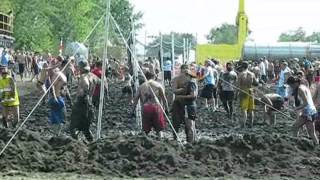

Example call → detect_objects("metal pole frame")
160 32 164 86
97 0 111 139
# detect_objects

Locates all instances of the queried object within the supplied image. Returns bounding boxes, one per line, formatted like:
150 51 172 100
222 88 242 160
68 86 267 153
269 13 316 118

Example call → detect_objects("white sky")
131 0 320 44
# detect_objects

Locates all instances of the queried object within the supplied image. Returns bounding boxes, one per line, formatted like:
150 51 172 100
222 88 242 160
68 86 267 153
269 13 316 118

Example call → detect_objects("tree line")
0 0 142 55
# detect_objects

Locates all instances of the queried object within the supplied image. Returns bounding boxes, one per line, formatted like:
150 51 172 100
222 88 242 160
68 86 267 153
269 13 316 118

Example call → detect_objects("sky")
131 0 320 44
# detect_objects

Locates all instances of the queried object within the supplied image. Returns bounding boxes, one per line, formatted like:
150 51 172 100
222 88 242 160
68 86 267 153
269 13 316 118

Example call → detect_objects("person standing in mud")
0 66 20 128
172 64 198 142
303 57 314 87
91 61 109 108
287 76 319 145
120 68 133 102
16 50 26 82
219 62 237 119
199 60 218 111
312 79 320 139
172 64 189 138
174 69 198 143
267 60 275 82
70 60 103 142
44 57 68 136
131 71 169 137
276 61 291 98
237 61 259 128
30 52 40 82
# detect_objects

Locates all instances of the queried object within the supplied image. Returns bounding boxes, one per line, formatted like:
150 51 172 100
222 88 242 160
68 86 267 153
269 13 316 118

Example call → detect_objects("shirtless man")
120 69 133 102
287 76 319 145
131 71 169 137
16 51 26 81
267 61 275 82
260 93 285 126
70 60 104 142
312 80 320 139
172 64 189 138
175 69 198 143
252 62 261 84
237 61 259 128
171 64 199 142
43 57 67 136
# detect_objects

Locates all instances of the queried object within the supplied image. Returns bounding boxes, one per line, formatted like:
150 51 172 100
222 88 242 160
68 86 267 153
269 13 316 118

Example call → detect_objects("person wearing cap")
276 61 291 98
0 66 19 128
131 71 169 137
287 76 319 145
237 61 259 128
175 68 198 143
199 60 218 111
70 60 105 142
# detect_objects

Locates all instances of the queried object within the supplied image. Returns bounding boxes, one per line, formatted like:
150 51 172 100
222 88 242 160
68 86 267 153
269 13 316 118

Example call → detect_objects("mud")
0 81 319 179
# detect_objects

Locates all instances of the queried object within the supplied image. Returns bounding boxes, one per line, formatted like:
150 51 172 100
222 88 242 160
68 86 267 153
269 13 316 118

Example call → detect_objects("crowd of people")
133 56 320 145
1 47 320 145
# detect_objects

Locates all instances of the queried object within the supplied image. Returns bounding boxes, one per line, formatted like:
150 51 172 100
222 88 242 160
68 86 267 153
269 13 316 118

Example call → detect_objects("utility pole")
131 17 142 130
183 38 186 64
171 33 175 78
144 30 147 61
159 32 164 85
97 0 111 140
186 38 189 63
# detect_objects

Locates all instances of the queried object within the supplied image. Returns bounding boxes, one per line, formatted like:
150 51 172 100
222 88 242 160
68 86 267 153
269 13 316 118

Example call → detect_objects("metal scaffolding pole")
183 38 186 64
171 33 175 77
131 17 142 130
160 32 164 85
97 0 111 140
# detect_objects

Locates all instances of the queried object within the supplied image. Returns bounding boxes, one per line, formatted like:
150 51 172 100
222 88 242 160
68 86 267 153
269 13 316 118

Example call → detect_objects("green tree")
4 0 142 54
305 32 320 43
206 23 238 44
278 27 306 42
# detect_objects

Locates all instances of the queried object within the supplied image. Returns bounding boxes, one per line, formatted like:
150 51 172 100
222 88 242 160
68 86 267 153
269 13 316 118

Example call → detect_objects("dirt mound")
0 128 320 179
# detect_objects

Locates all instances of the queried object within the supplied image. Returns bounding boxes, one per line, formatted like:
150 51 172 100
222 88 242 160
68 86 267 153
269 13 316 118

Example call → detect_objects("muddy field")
0 80 319 179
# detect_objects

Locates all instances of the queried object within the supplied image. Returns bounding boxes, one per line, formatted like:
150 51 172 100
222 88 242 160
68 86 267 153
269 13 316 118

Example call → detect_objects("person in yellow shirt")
0 65 19 128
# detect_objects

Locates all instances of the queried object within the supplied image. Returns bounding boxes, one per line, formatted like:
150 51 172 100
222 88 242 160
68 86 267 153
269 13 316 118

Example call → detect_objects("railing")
0 12 13 36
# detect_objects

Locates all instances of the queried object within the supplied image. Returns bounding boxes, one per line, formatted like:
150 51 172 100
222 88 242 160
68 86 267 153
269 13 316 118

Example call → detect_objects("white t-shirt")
163 61 172 71
259 62 266 76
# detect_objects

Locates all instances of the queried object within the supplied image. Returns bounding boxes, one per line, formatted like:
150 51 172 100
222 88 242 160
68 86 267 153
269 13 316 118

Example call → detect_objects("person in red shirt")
91 61 108 108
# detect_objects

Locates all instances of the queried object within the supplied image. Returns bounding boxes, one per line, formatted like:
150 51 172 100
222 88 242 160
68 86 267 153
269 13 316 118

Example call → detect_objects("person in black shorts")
175 69 198 143
199 60 218 111
219 62 237 119
163 60 172 86
119 71 133 102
